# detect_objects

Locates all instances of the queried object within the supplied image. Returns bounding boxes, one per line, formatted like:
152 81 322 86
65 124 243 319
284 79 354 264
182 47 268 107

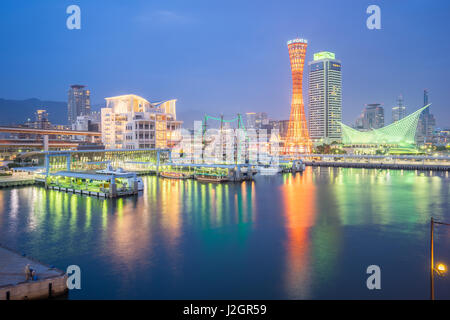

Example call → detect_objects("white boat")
97 164 144 191
258 165 281 175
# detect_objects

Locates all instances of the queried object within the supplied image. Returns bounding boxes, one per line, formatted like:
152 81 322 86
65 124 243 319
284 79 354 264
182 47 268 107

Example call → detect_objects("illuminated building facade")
308 51 342 143
341 104 430 146
34 109 51 129
101 94 182 150
68 85 91 124
284 38 312 154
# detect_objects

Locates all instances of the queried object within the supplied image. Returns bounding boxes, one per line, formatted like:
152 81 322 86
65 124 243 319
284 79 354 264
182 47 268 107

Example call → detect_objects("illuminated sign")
313 51 336 61
329 62 341 71
287 38 308 45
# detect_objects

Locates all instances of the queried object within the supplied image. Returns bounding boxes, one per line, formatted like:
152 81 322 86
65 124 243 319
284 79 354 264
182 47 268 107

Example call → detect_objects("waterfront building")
283 38 312 154
433 128 450 146
308 51 342 144
101 94 182 150
392 95 406 123
341 104 429 147
68 85 91 124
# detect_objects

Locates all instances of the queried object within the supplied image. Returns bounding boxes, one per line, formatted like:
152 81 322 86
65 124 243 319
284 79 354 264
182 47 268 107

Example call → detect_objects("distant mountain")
0 98 213 129
0 98 68 125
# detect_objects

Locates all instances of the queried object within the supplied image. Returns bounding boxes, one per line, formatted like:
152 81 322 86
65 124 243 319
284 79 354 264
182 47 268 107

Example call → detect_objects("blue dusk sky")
0 0 449 127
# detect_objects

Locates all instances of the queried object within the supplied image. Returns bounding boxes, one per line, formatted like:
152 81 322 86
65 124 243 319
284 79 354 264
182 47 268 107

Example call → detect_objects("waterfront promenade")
298 153 450 171
305 160 450 171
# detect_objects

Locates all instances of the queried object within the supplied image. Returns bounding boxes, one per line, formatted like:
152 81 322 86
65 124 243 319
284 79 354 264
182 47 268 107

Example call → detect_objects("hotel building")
101 94 182 150
308 51 342 143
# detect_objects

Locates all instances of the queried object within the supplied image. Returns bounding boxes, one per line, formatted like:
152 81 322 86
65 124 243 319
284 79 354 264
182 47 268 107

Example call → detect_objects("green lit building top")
313 51 336 61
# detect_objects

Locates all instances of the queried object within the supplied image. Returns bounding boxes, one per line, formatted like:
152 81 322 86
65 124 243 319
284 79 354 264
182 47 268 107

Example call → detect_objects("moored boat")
160 171 189 179
258 165 281 175
194 174 229 183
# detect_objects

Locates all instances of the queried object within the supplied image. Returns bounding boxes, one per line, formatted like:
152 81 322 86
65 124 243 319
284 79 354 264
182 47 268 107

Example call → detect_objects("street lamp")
430 217 450 300
436 263 447 275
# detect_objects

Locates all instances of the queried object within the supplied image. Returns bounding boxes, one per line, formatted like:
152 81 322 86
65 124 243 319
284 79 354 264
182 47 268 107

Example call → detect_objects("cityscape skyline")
0 1 449 304
0 0 449 127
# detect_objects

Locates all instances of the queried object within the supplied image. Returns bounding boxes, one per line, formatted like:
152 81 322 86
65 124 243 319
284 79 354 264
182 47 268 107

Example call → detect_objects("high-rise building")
416 89 435 144
68 85 91 124
101 94 182 149
392 95 406 123
255 112 268 128
245 113 257 129
308 51 342 143
245 112 268 129
269 120 290 138
423 89 429 113
361 104 384 130
283 38 311 154
34 109 51 129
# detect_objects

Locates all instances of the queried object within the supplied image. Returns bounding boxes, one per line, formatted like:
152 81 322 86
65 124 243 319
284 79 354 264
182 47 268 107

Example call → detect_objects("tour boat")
160 171 189 179
194 174 229 183
258 165 281 175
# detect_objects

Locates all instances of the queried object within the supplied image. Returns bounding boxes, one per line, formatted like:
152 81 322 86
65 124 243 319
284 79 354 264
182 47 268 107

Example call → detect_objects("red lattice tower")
283 38 312 155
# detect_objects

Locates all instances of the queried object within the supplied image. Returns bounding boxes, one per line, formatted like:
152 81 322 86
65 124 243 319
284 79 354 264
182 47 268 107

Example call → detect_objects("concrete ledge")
0 275 68 300
0 244 67 300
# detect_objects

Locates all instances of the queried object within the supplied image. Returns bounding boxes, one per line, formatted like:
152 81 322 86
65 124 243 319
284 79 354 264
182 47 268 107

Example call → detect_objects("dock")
0 175 36 188
305 161 450 171
0 244 67 300
46 171 140 198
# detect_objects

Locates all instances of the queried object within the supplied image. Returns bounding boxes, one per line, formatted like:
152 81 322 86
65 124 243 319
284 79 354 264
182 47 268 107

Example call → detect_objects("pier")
305 161 450 171
0 244 67 300
0 178 35 188
0 171 37 188
45 171 140 198
290 153 450 172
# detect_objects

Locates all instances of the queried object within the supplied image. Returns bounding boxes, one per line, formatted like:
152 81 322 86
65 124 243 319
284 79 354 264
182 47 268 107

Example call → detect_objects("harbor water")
0 167 449 299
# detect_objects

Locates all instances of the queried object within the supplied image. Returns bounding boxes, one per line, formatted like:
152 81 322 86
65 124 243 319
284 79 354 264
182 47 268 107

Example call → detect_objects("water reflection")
281 172 316 299
0 168 448 299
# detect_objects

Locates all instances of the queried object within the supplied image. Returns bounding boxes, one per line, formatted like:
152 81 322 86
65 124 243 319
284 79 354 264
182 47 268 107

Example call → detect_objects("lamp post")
430 217 449 300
